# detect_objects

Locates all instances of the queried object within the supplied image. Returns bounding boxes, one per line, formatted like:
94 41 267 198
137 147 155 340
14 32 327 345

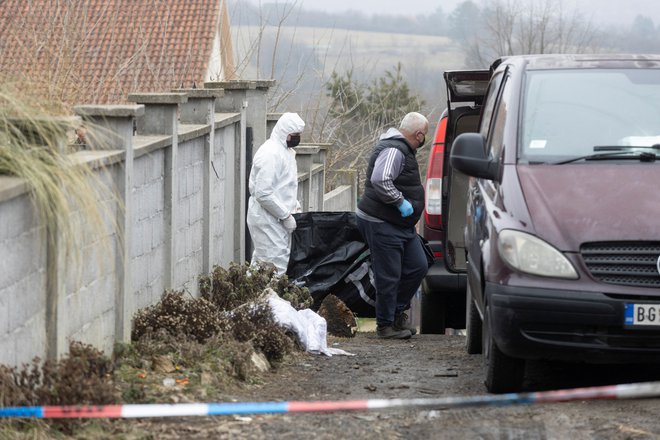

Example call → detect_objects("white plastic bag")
265 289 353 356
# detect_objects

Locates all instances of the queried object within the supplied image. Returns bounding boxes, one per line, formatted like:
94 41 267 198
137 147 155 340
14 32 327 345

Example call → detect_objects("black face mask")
418 135 426 149
287 135 301 148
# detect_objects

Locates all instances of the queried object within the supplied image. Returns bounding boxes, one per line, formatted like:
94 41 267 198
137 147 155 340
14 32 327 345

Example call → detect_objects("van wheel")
420 285 446 334
465 283 482 354
482 303 524 393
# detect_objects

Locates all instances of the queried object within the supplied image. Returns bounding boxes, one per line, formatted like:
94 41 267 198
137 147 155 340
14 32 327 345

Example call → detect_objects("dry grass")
0 84 118 283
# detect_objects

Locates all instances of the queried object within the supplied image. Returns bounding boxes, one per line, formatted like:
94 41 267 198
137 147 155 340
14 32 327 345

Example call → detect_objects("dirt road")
135 333 660 439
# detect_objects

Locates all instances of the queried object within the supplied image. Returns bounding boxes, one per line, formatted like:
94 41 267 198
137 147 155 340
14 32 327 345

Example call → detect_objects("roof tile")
0 0 232 105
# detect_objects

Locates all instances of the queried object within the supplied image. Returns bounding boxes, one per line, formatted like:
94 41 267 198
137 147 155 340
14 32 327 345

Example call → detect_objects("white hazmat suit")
247 112 305 275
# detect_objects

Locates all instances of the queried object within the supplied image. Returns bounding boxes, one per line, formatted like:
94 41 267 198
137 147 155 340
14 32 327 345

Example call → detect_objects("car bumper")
423 261 466 296
487 283 660 363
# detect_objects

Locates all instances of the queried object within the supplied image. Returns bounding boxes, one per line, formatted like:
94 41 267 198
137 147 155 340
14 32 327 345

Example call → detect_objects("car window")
520 68 660 162
486 75 509 160
478 71 504 139
455 113 480 136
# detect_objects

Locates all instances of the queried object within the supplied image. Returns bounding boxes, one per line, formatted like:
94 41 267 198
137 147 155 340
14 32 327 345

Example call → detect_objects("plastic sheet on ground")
266 289 354 357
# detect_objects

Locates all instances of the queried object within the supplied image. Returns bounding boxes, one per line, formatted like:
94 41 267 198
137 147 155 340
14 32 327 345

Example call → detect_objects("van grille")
581 242 660 288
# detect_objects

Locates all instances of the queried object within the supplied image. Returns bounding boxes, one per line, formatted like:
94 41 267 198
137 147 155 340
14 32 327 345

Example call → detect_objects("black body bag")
287 211 376 317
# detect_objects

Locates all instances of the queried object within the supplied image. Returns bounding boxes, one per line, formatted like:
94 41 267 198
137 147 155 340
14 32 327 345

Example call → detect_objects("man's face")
415 125 428 149
286 132 301 148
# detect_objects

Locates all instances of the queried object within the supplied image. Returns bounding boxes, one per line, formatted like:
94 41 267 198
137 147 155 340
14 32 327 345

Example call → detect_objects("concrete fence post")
236 101 247 264
294 146 320 212
336 169 358 210
128 93 187 292
266 112 282 139
314 144 330 211
205 80 274 264
176 88 224 274
73 104 144 345
9 115 82 360
205 80 275 156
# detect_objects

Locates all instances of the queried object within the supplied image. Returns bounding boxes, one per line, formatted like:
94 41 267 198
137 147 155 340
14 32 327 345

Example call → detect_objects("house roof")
0 0 236 106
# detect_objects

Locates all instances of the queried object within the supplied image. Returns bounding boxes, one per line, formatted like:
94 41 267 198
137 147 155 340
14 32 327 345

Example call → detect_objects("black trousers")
357 217 428 327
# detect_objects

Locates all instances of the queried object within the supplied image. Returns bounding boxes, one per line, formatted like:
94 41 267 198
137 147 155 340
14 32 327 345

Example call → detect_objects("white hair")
399 112 428 133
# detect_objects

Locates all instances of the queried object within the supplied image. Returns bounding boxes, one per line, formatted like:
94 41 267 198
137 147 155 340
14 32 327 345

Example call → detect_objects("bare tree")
230 2 428 193
464 0 602 68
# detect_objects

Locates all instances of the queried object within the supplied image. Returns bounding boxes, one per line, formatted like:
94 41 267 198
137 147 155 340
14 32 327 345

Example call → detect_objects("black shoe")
377 325 412 340
394 310 417 336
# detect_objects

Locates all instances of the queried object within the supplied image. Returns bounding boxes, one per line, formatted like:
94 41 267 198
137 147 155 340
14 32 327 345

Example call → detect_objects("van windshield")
520 69 660 163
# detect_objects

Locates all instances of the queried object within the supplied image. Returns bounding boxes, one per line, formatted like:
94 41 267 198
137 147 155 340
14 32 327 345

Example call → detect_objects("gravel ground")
136 333 660 440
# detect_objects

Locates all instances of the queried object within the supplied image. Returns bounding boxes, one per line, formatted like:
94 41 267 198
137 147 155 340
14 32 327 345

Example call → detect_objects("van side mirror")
449 133 500 181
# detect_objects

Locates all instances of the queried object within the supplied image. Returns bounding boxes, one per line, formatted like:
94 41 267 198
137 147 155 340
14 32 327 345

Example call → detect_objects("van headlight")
497 230 578 279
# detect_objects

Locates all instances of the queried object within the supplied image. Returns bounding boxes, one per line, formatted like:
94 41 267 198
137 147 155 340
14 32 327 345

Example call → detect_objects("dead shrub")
222 303 294 364
318 294 357 338
131 290 223 343
0 341 117 407
199 262 274 311
200 262 312 311
269 274 313 310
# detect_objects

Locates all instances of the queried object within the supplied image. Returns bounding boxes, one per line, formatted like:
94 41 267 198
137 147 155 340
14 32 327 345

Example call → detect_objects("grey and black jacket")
358 130 424 228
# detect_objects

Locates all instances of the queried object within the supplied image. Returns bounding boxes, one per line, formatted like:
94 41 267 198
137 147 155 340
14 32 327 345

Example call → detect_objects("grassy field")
233 25 466 116
287 26 459 72
234 25 465 74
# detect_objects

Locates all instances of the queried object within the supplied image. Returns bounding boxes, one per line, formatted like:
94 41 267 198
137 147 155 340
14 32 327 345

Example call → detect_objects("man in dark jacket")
357 112 429 339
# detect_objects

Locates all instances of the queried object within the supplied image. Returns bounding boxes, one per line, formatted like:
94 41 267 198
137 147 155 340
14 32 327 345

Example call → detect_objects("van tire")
483 303 524 393
420 286 446 334
465 282 482 354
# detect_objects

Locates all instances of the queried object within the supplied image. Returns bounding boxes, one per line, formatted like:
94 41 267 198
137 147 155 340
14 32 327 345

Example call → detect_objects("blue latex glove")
398 199 413 218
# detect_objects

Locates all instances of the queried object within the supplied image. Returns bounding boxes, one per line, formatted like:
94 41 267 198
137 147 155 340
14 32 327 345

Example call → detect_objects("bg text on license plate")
624 303 660 327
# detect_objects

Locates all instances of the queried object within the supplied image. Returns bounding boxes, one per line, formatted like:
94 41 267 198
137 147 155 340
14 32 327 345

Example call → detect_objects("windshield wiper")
593 144 660 151
553 151 657 165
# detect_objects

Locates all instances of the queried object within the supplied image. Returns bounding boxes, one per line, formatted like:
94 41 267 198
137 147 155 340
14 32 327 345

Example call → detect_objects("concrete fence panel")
0 185 48 367
0 83 355 368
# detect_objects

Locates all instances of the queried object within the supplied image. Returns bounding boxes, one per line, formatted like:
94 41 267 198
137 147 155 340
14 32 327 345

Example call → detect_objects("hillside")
232 25 463 116
229 0 660 122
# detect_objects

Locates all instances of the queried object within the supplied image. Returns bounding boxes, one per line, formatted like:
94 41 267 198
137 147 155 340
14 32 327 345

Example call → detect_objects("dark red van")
450 54 660 393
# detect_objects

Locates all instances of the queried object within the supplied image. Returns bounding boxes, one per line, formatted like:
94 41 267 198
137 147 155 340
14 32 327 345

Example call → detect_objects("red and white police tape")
2 381 660 419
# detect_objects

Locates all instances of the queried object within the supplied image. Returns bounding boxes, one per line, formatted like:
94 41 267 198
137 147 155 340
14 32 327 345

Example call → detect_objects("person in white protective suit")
247 112 305 275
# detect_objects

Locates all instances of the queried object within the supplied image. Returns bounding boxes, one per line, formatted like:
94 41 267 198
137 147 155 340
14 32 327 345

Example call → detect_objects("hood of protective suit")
270 112 305 146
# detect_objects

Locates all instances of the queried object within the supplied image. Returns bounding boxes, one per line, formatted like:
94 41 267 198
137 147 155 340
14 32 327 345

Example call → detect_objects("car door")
465 67 508 312
442 71 489 275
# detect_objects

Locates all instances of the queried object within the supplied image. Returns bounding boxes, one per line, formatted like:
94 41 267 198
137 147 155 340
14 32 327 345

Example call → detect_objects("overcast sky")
295 0 458 16
293 0 660 25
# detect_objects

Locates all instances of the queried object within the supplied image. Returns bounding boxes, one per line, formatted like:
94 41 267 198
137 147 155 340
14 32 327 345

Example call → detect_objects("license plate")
624 303 660 327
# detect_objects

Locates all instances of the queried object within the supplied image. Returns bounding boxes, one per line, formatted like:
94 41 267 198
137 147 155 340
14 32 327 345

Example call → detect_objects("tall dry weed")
0 83 119 287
